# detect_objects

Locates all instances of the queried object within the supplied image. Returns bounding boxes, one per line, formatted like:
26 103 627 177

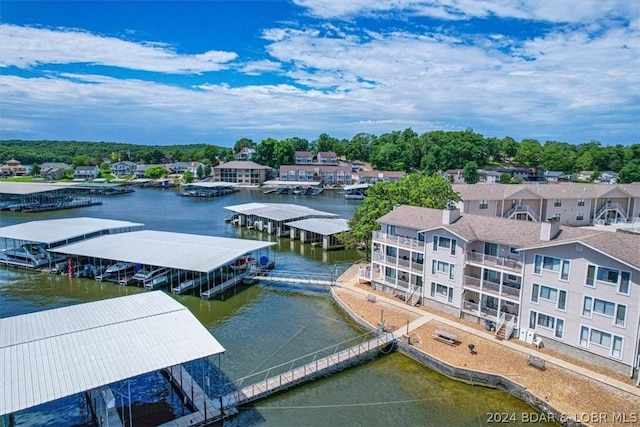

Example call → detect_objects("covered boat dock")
0 182 102 212
285 218 350 250
180 182 237 197
0 291 226 427
262 180 323 195
224 202 337 236
48 230 276 296
343 183 370 200
0 218 144 269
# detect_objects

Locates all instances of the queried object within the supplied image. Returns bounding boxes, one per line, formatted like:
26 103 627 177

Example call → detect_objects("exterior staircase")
495 313 516 340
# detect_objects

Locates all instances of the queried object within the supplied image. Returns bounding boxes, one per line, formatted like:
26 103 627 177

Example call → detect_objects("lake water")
0 187 557 426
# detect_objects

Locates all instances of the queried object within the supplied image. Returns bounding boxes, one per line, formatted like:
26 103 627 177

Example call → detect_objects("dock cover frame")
0 291 225 416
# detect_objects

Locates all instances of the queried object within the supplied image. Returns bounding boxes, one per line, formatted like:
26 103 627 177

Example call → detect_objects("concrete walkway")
335 277 640 398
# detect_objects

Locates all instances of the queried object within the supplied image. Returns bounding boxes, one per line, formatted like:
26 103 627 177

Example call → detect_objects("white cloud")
294 0 635 23
239 60 282 75
0 24 237 73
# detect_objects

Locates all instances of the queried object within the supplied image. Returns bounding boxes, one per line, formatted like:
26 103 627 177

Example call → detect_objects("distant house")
442 169 463 183
213 160 273 184
543 171 566 182
294 151 314 165
280 165 352 185
357 170 405 185
481 170 502 184
110 161 137 177
578 171 595 181
317 151 338 165
234 147 255 161
74 165 99 181
40 162 70 180
1 159 27 177
170 162 202 175
494 167 535 181
599 171 619 184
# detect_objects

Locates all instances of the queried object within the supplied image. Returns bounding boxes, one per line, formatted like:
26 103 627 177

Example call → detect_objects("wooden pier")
221 332 396 410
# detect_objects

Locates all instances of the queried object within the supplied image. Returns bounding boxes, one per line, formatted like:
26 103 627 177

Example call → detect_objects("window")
385 246 397 257
579 326 589 346
591 329 611 348
583 296 592 317
616 305 627 327
430 282 436 298
386 224 396 235
554 199 562 207
433 236 457 255
561 260 570 281
538 313 555 329
510 247 519 255
479 200 488 209
543 256 561 272
417 232 425 242
532 284 539 303
593 265 631 294
555 319 564 339
612 336 623 359
436 283 448 296
484 269 500 284
593 298 615 317
431 260 455 280
431 282 454 304
580 326 624 359
415 253 424 265
586 265 595 286
539 285 558 302
385 267 396 279
558 290 567 310
484 242 498 257
576 212 584 221
534 255 542 274
578 198 585 207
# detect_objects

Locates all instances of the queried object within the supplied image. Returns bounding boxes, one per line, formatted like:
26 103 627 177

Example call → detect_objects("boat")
95 262 135 282
132 266 169 286
0 243 55 268
229 257 255 271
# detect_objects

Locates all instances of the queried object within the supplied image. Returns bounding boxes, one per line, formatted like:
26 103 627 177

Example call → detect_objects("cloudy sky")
1 0 638 146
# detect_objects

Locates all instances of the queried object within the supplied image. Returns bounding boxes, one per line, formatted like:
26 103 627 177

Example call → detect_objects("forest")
2 129 639 183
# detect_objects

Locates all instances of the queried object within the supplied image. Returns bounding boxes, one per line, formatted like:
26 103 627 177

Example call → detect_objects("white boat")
132 267 169 285
96 262 135 281
0 244 53 268
229 257 255 271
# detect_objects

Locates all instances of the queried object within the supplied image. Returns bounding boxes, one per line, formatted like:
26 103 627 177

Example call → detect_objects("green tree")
618 162 640 184
144 166 166 179
203 164 212 178
462 161 479 184
515 139 542 167
30 163 41 177
72 155 90 168
183 170 194 183
338 174 460 258
499 173 513 184
196 164 205 180
233 138 256 153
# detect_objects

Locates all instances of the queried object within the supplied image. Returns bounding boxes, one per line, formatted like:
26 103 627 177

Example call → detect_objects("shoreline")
330 262 640 427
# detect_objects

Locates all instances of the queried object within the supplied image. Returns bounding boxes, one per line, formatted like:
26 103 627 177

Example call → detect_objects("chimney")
442 202 461 225
540 217 561 241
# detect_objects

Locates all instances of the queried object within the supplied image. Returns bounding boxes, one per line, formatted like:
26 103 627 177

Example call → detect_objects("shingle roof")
453 183 638 201
213 160 272 170
378 205 640 269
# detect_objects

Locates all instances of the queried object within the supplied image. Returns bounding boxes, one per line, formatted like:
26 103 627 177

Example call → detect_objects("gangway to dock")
250 269 337 286
220 332 396 410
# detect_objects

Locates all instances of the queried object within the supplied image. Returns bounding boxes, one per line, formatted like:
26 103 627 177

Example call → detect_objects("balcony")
504 204 540 222
466 251 522 272
502 283 521 299
464 276 521 300
373 231 425 250
593 202 628 224
464 275 481 290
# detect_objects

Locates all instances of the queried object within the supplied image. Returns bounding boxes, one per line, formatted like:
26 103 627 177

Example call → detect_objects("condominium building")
359 205 640 377
212 161 273 185
454 182 640 226
279 165 352 185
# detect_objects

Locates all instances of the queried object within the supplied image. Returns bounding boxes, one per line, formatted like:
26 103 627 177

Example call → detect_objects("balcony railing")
504 204 540 222
483 280 500 294
466 251 522 272
464 275 481 289
373 231 425 249
502 284 521 298
594 202 628 223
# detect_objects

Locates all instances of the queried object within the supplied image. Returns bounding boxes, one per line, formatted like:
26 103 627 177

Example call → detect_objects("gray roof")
224 202 338 222
50 230 275 273
0 218 144 245
0 181 81 195
214 160 272 170
378 205 640 268
183 182 236 188
285 218 350 236
453 183 638 201
0 291 224 416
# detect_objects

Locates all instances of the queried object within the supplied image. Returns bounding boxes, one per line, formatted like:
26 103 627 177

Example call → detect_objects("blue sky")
1 1 638 147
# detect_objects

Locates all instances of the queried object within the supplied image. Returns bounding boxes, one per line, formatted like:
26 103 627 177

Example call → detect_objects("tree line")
2 130 639 183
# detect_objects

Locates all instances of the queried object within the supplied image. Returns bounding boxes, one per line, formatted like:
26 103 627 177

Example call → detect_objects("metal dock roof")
0 217 144 244
343 183 370 190
285 218 350 236
0 291 224 416
184 182 237 188
0 181 81 195
50 230 275 273
262 180 321 186
224 202 337 222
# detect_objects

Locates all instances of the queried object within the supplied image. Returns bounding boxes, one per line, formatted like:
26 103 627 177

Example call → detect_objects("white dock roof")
343 183 370 190
0 217 144 244
50 230 275 273
263 180 321 186
286 218 350 236
184 182 236 188
0 181 81 195
0 291 224 416
224 202 337 222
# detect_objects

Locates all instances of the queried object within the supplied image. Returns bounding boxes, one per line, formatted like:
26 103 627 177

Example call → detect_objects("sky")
0 1 638 147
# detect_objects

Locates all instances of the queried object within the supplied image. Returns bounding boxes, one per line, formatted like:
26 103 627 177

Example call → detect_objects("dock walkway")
221 332 395 409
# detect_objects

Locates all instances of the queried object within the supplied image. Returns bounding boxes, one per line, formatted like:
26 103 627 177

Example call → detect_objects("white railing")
406 284 422 306
594 202 628 223
358 267 372 280
466 251 523 271
496 312 506 337
463 300 479 313
504 204 540 222
373 231 425 249
505 315 516 340
464 275 481 289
